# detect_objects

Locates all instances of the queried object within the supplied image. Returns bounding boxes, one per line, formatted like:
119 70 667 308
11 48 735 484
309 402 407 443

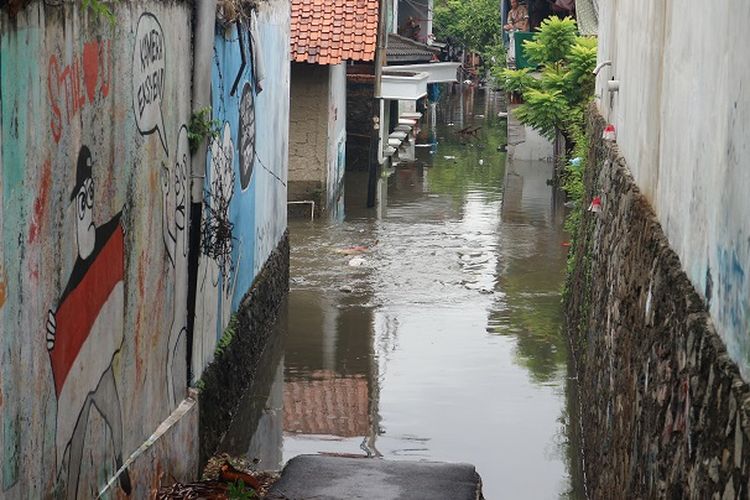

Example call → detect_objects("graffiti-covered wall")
0 1 197 497
192 0 290 378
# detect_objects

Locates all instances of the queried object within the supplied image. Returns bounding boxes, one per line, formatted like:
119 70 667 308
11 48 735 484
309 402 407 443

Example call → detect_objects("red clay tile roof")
291 0 379 65
284 374 370 437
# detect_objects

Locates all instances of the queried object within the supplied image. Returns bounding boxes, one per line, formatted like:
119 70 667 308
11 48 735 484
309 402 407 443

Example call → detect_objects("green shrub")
513 89 569 140
82 0 117 25
188 107 222 154
496 68 537 93
522 16 578 66
505 17 597 147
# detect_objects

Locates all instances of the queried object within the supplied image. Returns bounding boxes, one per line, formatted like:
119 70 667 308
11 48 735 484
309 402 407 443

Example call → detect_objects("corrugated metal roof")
387 33 440 64
576 0 599 36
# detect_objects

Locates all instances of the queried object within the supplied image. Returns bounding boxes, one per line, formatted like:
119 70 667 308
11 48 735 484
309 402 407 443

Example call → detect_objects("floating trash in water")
348 256 367 267
478 159 484 165
569 157 582 168
588 195 602 213
443 155 456 160
335 245 369 255
447 122 455 126
339 285 353 293
603 124 616 141
475 114 485 118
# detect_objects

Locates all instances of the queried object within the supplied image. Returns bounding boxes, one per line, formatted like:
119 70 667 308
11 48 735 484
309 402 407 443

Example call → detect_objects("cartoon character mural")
162 126 191 406
44 146 131 498
195 123 237 354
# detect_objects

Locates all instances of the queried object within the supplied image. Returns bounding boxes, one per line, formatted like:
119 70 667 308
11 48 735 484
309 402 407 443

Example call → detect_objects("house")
343 0 459 208
376 0 460 166
288 0 379 217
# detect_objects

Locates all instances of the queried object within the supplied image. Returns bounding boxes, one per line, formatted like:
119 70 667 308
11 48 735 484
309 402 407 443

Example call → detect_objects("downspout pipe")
191 0 217 202
368 0 389 207
374 0 388 164
186 0 217 385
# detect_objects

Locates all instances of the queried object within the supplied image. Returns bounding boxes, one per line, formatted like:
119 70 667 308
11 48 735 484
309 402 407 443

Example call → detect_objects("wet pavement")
220 87 583 499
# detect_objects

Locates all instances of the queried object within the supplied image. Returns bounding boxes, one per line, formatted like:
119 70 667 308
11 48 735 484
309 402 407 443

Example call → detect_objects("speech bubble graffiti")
238 82 256 190
133 13 168 155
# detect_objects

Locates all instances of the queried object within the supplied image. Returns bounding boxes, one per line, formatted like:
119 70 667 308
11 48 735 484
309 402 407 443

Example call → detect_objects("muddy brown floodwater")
220 88 585 499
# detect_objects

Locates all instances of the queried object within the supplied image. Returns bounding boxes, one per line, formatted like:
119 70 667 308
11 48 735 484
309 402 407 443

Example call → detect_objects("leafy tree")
498 17 597 144
514 89 571 140
495 68 538 94
522 16 578 65
433 0 503 58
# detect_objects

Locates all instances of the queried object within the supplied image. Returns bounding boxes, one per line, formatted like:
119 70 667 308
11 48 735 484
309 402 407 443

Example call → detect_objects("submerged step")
268 455 483 500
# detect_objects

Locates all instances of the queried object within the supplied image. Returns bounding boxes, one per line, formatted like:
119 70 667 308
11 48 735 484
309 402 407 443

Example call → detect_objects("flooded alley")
221 88 582 499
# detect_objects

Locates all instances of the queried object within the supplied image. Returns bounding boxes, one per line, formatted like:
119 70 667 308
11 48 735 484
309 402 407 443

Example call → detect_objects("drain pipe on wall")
368 0 389 207
191 0 216 201
186 0 217 386
101 8 217 492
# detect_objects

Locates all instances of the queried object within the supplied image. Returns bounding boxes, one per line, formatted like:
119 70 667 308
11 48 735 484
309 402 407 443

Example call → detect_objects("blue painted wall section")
193 1 289 377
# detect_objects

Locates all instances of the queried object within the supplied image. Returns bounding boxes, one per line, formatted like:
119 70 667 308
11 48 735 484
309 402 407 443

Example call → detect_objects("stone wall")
198 231 289 467
565 109 750 498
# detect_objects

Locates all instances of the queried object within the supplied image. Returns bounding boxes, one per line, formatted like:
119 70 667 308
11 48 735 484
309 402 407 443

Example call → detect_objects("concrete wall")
595 0 750 377
326 62 347 213
0 1 196 497
193 0 290 379
289 63 328 203
566 111 750 499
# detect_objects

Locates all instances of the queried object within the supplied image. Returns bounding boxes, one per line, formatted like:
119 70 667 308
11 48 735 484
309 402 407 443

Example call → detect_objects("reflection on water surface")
221 88 583 499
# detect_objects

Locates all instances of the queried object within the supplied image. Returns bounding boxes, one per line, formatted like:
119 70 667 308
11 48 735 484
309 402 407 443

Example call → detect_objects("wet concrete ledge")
267 455 483 500
198 231 290 467
566 107 750 498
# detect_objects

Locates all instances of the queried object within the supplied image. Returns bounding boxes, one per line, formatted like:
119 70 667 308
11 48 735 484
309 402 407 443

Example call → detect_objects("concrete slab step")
267 455 483 500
